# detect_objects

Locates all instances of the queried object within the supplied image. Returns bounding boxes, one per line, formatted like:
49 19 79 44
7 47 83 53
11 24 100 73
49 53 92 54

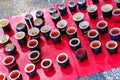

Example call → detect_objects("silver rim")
69 38 80 47
106 40 118 49
90 40 101 49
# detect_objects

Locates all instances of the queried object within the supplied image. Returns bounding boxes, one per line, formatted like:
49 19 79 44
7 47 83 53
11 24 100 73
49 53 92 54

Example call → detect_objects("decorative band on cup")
101 4 113 18
24 63 37 78
0 72 7 80
28 27 40 41
96 20 108 34
69 38 81 51
28 50 41 64
106 40 118 54
41 59 54 73
56 53 70 68
49 7 58 15
0 35 10 46
0 19 11 32
66 27 77 39
90 40 102 54
75 48 87 61
73 12 84 27
68 1 77 12
112 9 120 22
34 18 44 29
115 0 120 8
3 56 17 70
15 31 27 46
49 30 61 44
58 3 68 16
36 10 44 20
79 21 90 34
9 70 22 80
56 20 67 33
24 14 34 27
41 25 51 39
27 39 40 52
77 0 87 10
5 43 17 55
92 0 99 4
109 27 120 41
87 5 98 19
16 23 27 34
87 30 99 42
51 13 61 24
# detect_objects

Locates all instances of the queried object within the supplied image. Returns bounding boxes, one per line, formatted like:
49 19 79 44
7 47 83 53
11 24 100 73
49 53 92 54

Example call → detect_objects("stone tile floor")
0 0 119 80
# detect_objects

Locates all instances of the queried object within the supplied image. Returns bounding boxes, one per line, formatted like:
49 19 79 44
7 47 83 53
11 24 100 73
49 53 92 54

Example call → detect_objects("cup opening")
71 40 78 45
87 5 97 12
15 32 25 40
17 23 25 29
28 28 39 36
5 43 14 51
98 22 106 28
50 8 55 11
0 35 9 44
111 29 119 35
76 48 85 54
25 14 32 19
0 74 5 80
101 4 113 12
30 52 39 59
58 54 67 62
67 28 75 34
73 14 83 21
114 10 120 14
4 56 13 64
28 40 37 47
51 31 59 37
89 31 97 37
36 11 42 15
26 65 34 71
69 2 75 6
108 42 116 48
41 26 50 33
92 42 100 48
52 13 58 17
34 18 43 26
0 19 9 27
10 71 19 79
59 4 65 9
42 60 50 67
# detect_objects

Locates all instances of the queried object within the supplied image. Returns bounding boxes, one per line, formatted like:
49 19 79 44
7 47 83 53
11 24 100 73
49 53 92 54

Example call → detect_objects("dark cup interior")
0 74 5 80
51 31 59 37
4 57 13 64
10 71 19 79
111 29 119 34
92 42 100 48
43 60 50 67
26 65 34 71
30 52 38 59
29 41 37 47
71 40 78 45
58 55 66 62
68 28 75 34
108 42 116 48
76 48 84 54
98 22 106 28
114 10 120 14
89 31 97 37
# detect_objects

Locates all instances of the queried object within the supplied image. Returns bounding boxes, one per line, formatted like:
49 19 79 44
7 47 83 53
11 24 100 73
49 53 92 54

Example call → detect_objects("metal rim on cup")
87 5 97 13
16 23 26 29
24 63 35 73
87 30 99 38
112 8 120 16
79 21 89 29
51 13 60 19
15 31 25 40
0 35 9 44
28 28 40 37
78 0 86 3
59 4 66 9
3 56 15 66
106 40 118 49
49 7 57 13
101 4 113 12
9 70 21 80
28 50 40 60
50 30 60 38
25 14 33 20
0 72 6 80
41 25 51 33
5 43 15 52
69 38 80 47
56 53 69 64
0 19 10 27
73 12 84 21
34 18 43 26
69 1 76 7
66 27 77 35
109 28 120 36
41 59 52 69
27 39 38 49
90 40 101 49
115 0 120 3
56 20 67 29
96 20 108 29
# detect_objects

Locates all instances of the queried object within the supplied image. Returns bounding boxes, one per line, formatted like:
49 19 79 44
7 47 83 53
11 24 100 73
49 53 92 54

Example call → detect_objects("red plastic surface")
0 0 120 80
